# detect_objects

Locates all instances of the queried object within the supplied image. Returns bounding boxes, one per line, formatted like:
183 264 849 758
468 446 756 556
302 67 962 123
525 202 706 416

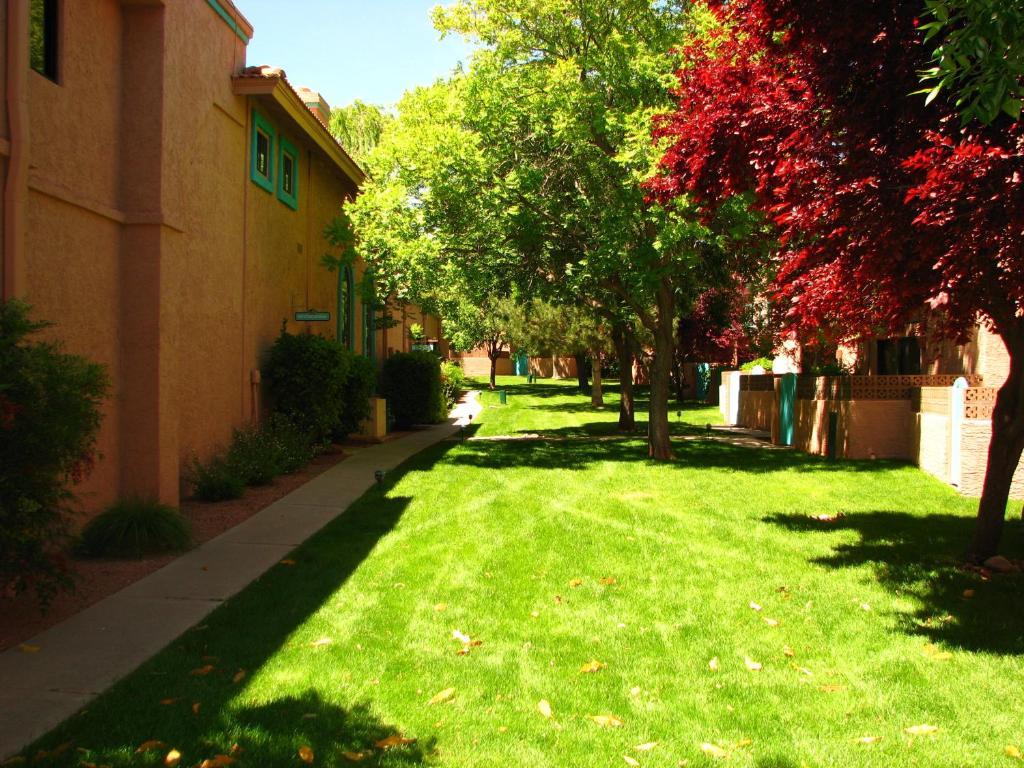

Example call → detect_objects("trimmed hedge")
380 351 446 428
263 330 373 443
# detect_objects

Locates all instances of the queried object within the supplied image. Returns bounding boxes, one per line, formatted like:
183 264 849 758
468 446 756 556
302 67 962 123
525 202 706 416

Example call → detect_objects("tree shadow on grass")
231 691 433 766
766 511 1024 655
18 442 463 766
454 434 903 474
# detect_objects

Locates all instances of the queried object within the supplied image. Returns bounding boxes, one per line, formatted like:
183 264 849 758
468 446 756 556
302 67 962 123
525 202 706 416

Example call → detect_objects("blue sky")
238 0 475 109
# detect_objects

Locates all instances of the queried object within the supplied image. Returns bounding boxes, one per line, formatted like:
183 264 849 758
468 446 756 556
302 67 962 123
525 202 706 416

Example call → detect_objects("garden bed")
0 450 350 651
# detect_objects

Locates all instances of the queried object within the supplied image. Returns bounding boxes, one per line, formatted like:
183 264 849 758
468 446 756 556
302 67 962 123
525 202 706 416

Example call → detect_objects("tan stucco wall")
737 390 775 432
960 421 1024 498
793 399 912 460
914 412 951 485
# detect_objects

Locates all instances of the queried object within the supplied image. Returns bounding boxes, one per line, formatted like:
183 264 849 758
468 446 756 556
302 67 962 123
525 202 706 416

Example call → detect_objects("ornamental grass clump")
79 498 191 559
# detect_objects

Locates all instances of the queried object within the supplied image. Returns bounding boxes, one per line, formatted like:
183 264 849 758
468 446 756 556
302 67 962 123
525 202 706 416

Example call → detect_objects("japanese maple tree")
650 0 1024 560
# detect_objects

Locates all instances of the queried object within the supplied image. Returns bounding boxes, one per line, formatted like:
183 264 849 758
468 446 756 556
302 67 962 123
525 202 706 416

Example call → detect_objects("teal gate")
779 372 796 446
514 350 529 377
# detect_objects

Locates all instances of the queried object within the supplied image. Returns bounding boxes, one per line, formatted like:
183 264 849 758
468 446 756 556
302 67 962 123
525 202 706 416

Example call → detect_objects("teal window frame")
250 110 275 193
277 137 299 210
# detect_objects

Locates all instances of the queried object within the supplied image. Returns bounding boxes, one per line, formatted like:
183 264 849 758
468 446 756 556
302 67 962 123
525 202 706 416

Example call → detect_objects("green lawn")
23 380 1024 767
467 375 723 437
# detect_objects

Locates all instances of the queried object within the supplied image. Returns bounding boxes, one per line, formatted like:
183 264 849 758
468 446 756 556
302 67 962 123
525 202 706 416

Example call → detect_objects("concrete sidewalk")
0 394 482 760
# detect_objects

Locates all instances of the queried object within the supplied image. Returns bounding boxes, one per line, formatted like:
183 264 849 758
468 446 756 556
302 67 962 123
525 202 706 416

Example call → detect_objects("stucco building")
0 0 433 516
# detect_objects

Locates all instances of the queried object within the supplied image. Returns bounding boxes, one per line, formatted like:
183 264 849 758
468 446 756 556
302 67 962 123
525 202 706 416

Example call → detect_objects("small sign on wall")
295 310 331 322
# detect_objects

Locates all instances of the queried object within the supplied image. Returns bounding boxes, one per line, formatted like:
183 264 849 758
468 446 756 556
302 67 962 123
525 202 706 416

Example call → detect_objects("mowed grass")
22 380 1024 768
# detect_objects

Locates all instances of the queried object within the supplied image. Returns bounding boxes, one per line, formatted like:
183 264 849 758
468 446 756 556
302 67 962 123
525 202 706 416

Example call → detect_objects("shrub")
440 361 466 410
740 356 775 372
79 498 191 558
263 329 373 443
187 454 245 502
263 413 316 474
0 300 109 606
379 351 446 428
336 354 376 440
227 425 283 486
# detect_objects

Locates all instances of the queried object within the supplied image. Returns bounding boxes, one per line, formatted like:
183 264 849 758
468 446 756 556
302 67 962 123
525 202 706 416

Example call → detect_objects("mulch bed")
0 450 351 652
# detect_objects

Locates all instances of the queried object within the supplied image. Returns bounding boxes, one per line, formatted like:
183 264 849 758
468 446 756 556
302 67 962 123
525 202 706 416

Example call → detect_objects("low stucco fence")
913 385 1024 498
724 371 1024 498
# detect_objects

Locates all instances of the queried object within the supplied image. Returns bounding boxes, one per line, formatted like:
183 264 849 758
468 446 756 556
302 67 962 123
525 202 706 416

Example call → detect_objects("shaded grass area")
22 380 1024 768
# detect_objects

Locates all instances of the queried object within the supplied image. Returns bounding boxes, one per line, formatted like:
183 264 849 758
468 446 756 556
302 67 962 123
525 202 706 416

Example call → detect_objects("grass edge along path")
14 378 1024 768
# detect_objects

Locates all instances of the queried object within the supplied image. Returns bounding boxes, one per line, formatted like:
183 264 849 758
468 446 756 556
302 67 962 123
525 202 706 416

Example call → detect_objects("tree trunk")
613 323 635 432
968 325 1024 562
591 351 604 407
648 279 676 460
574 352 589 393
489 354 497 390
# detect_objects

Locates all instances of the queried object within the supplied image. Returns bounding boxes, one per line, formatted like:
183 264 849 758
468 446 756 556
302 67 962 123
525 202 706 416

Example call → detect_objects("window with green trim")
250 111 275 193
277 138 299 210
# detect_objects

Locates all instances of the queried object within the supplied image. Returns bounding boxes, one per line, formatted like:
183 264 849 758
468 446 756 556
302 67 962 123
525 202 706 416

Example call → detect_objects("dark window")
877 337 921 375
255 129 271 178
281 153 294 195
30 0 59 82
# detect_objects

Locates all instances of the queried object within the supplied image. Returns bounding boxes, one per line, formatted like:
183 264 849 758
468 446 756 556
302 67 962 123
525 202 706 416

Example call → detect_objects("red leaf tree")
650 0 1024 560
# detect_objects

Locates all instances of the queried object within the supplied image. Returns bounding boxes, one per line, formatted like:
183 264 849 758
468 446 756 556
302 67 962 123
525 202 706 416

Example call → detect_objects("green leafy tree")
917 0 1024 123
329 101 392 166
434 0 754 459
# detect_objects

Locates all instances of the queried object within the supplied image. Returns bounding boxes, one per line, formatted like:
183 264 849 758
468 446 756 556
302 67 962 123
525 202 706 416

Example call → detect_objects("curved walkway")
0 393 482 760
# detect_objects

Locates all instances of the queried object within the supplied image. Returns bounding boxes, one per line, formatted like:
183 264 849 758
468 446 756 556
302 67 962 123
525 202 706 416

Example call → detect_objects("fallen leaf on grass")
279 559 296 566
635 742 658 751
428 687 456 705
374 735 416 749
164 749 181 767
700 743 728 759
904 724 939 736
190 665 215 676
17 644 40 654
708 657 720 671
191 702 201 715
963 589 976 599
580 660 607 673
232 670 246 684
860 603 872 612
1006 745 1023 760
820 684 846 693
764 617 779 627
298 746 314 764
749 602 762 612
136 741 165 754
159 698 179 705
229 744 243 757
783 646 795 657
553 595 563 604
198 756 234 768
310 638 333 648
623 757 640 766
811 513 843 522
744 657 762 672
854 736 881 745
434 603 447 612
537 700 553 719
452 630 472 644
590 714 624 728
600 577 617 586
343 752 369 762
569 578 584 588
